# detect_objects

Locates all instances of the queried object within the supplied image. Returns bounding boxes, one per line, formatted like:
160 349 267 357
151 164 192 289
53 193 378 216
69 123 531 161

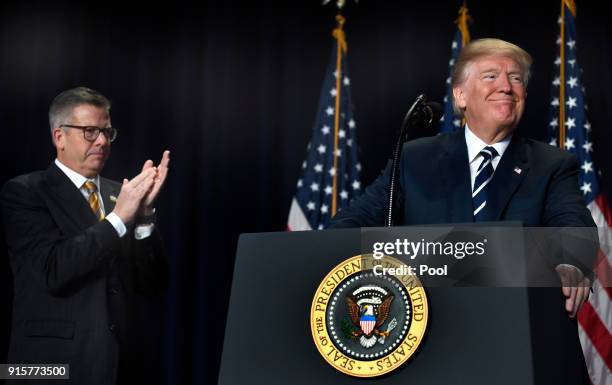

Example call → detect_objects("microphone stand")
385 94 428 227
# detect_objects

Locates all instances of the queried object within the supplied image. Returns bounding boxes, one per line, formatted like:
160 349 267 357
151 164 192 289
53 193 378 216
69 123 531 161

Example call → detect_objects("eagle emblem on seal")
346 285 397 348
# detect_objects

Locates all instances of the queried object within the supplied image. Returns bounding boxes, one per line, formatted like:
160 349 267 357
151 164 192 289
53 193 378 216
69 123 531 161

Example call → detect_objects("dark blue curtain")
1 1 611 384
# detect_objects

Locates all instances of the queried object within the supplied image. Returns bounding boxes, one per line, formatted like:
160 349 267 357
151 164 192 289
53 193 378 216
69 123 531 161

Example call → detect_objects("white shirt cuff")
105 212 127 238
135 223 155 240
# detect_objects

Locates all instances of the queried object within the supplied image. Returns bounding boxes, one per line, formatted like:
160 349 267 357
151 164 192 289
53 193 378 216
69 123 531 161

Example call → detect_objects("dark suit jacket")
1 163 169 385
333 128 595 226
332 129 596 269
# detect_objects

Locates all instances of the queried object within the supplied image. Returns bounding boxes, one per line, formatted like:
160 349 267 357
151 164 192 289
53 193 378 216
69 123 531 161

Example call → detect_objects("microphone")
409 101 443 128
401 94 443 132
387 94 442 226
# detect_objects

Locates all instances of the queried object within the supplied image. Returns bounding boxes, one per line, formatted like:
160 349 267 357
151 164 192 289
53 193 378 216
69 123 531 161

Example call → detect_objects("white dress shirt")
464 124 511 191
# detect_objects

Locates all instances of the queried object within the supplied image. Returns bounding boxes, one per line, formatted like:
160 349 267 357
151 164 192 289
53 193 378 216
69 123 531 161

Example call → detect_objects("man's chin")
492 113 521 129
85 160 106 176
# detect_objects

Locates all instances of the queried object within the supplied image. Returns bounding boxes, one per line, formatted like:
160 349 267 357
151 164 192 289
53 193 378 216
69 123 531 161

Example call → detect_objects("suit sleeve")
543 154 599 276
1 177 121 295
329 161 394 228
130 227 169 294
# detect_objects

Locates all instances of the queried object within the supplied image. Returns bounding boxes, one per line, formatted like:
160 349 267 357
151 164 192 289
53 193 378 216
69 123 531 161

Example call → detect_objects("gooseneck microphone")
408 100 443 128
386 94 442 227
398 95 443 142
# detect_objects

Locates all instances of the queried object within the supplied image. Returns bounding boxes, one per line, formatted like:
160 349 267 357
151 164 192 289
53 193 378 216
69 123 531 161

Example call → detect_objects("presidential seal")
310 255 428 377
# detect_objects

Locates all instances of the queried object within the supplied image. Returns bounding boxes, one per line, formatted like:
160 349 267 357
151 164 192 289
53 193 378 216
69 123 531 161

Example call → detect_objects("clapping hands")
112 150 170 224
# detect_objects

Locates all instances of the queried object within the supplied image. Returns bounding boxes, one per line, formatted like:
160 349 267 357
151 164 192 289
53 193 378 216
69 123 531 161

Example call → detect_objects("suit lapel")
43 163 98 229
440 129 474 223
99 178 119 215
99 178 123 264
485 137 530 221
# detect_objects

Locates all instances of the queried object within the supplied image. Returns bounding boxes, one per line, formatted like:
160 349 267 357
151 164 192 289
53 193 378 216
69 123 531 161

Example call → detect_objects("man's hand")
139 150 170 216
556 264 591 318
111 168 157 224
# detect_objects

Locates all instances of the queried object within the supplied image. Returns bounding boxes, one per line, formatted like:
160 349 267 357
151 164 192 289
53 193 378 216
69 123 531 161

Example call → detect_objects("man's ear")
452 86 467 110
52 128 65 150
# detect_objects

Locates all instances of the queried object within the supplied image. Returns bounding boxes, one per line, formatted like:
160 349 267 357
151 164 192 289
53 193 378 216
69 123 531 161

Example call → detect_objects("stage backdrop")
1 1 611 384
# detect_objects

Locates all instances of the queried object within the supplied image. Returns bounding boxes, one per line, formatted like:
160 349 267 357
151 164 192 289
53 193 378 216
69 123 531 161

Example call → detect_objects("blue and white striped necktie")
472 146 499 221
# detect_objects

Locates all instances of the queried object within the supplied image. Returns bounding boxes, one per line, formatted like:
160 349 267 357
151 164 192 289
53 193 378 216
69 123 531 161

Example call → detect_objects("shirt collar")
54 159 100 190
464 124 512 163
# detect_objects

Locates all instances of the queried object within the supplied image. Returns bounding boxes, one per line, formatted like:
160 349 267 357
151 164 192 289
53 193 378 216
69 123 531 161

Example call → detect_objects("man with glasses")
1 87 170 384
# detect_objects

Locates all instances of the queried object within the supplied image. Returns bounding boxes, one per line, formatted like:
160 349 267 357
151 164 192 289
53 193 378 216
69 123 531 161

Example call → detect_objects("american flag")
439 3 471 134
287 16 362 231
547 1 612 383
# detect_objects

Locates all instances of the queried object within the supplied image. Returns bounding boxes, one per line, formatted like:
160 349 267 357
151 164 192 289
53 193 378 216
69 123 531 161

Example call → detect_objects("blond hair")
451 38 532 115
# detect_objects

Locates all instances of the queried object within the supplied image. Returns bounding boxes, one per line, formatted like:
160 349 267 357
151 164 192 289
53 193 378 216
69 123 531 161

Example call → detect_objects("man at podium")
330 39 596 382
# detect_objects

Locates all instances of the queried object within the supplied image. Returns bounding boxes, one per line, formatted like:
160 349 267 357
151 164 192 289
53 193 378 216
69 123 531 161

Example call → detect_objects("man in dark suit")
331 39 596 382
1 87 170 384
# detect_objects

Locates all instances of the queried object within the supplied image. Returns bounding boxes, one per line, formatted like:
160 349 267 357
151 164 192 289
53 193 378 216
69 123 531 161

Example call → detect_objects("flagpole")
457 2 471 47
331 14 347 216
456 2 471 129
559 0 566 150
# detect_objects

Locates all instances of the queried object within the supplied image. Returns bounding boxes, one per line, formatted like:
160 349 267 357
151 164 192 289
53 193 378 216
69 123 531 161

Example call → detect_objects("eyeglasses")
59 124 118 143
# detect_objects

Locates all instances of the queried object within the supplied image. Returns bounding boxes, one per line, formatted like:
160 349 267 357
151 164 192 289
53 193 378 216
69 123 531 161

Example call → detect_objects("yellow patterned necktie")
82 181 104 221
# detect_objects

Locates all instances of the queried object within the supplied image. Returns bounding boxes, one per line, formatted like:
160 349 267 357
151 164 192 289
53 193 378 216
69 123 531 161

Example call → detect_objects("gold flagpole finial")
564 0 577 17
332 14 348 54
455 2 473 47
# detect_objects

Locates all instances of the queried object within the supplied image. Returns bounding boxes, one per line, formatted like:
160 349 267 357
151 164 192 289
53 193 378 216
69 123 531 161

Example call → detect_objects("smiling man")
1 87 170 385
452 53 527 143
330 39 597 383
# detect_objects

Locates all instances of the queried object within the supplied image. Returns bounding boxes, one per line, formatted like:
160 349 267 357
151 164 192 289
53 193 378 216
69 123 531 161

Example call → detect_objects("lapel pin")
513 167 522 175
109 195 117 202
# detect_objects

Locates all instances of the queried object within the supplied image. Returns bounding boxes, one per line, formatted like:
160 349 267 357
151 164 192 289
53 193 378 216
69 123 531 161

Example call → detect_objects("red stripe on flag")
578 301 612 372
594 250 612 298
595 195 612 228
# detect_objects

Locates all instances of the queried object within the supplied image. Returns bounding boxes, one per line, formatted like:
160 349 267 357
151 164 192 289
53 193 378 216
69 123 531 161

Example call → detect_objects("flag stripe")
589 279 612 335
578 301 612 372
588 201 612 294
593 250 612 299
288 198 312 231
578 323 612 385
595 195 612 227
590 199 612 262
